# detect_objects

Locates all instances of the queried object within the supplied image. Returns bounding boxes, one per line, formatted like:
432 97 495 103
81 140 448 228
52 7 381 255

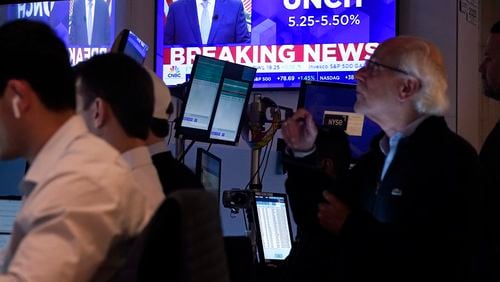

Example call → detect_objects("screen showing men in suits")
164 0 250 46
159 0 397 89
0 0 115 65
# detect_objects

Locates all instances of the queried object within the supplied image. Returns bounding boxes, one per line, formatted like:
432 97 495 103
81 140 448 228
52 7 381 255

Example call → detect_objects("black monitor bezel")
110 29 130 53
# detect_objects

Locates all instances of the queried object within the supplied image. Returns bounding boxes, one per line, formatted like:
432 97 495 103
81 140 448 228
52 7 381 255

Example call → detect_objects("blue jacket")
69 0 110 47
164 0 250 46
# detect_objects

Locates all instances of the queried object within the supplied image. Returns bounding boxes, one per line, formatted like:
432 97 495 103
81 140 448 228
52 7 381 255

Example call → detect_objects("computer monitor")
252 191 293 264
297 80 382 160
176 55 257 145
196 148 222 204
0 196 22 248
111 29 149 64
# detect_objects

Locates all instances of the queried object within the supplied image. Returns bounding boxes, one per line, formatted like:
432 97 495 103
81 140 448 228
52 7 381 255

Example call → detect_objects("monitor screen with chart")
252 191 293 263
176 54 256 145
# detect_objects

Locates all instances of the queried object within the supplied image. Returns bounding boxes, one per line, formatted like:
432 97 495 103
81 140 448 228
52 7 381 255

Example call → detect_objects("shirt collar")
147 141 168 156
121 146 153 170
379 115 430 155
22 115 88 196
197 0 211 6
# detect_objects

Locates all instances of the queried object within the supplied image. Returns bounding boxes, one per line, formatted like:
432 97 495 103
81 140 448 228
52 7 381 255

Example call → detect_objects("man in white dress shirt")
75 53 165 212
0 20 151 281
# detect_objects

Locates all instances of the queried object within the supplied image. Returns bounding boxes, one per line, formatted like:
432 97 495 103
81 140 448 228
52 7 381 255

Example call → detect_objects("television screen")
157 0 397 88
0 0 116 65
112 29 149 64
196 148 222 203
298 80 381 160
0 0 116 194
176 54 256 145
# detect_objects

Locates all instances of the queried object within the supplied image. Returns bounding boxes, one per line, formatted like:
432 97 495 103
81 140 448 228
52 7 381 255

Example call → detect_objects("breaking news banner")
0 0 116 65
160 0 396 88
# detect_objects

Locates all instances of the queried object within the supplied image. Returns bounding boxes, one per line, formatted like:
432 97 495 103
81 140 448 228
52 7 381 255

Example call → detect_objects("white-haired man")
281 36 481 281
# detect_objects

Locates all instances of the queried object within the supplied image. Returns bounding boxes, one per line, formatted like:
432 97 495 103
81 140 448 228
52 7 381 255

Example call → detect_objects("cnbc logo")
167 66 182 78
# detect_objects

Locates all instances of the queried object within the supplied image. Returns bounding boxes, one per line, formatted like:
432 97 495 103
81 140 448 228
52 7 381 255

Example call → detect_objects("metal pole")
250 148 262 191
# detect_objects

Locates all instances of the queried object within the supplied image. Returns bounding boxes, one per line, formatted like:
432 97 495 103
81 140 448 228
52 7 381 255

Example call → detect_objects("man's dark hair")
75 53 154 140
316 126 351 180
491 21 500 33
0 20 75 110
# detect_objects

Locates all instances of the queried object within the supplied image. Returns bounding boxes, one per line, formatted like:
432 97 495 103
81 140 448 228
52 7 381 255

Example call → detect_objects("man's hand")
318 191 351 234
281 108 318 152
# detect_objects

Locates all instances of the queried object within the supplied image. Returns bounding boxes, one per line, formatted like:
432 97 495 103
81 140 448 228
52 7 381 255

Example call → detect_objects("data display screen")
157 0 397 88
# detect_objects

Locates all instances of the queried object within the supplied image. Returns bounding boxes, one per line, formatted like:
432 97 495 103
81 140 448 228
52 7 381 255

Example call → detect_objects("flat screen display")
123 30 149 63
0 0 116 65
176 54 256 145
298 80 381 160
196 148 222 203
0 196 22 248
157 0 397 88
180 55 225 131
253 192 293 263
209 78 250 142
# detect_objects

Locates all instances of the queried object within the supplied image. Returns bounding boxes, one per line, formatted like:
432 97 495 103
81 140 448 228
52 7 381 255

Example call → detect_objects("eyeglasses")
364 59 411 76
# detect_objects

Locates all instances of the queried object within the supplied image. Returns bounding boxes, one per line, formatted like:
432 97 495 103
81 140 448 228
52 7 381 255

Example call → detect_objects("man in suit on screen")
69 0 111 46
164 0 250 46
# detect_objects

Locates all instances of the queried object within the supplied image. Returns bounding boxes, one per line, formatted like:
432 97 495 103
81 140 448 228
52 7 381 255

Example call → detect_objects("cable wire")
177 139 195 163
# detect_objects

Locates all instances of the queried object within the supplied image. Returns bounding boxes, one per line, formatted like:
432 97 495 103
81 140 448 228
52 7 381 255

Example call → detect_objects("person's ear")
398 77 421 102
6 80 31 119
92 97 107 129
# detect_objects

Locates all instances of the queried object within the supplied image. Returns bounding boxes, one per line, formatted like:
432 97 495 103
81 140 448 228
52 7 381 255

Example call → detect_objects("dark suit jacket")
286 116 484 281
164 0 250 45
280 166 342 282
280 154 343 282
480 121 500 187
479 121 500 280
342 116 483 281
151 151 204 196
69 0 110 46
